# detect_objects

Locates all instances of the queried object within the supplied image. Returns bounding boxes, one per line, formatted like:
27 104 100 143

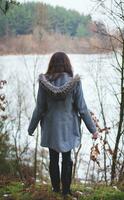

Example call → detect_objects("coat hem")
40 142 81 153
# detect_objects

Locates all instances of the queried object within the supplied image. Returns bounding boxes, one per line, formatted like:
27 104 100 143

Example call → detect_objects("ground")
0 181 124 200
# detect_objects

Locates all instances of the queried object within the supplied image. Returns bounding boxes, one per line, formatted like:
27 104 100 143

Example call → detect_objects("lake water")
0 53 120 180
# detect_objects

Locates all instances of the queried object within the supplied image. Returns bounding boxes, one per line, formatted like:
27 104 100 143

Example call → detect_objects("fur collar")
39 73 80 99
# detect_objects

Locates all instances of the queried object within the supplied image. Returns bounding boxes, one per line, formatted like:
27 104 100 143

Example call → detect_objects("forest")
0 2 93 37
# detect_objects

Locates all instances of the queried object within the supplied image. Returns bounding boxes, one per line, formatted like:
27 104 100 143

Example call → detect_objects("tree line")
0 2 96 37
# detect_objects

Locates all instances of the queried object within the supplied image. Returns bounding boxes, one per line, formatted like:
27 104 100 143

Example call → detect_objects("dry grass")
0 33 112 55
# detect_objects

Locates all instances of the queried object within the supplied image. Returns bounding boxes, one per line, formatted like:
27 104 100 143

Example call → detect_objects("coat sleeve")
74 80 97 134
28 83 46 134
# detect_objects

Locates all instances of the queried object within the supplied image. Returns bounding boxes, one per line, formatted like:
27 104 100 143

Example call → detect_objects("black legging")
49 148 72 163
48 148 73 194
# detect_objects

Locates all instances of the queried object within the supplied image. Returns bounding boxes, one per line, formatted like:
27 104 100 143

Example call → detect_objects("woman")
28 52 98 196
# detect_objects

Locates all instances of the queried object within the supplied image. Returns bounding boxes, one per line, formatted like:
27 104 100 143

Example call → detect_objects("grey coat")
28 72 97 152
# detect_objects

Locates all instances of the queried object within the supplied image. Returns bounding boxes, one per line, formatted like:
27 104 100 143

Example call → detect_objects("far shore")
0 34 113 56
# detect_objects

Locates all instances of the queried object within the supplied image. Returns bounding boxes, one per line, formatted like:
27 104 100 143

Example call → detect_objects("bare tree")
92 0 124 183
23 56 48 181
33 3 48 42
8 78 30 181
72 143 82 182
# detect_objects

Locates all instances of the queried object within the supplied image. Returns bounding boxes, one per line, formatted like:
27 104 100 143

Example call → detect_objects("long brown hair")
46 52 73 78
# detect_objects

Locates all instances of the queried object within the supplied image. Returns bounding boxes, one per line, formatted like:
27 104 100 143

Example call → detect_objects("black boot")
49 161 60 192
61 160 73 195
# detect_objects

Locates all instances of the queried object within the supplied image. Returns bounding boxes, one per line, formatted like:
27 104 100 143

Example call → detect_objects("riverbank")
0 33 112 55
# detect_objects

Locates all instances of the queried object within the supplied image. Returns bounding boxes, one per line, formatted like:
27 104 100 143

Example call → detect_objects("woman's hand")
92 131 99 140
